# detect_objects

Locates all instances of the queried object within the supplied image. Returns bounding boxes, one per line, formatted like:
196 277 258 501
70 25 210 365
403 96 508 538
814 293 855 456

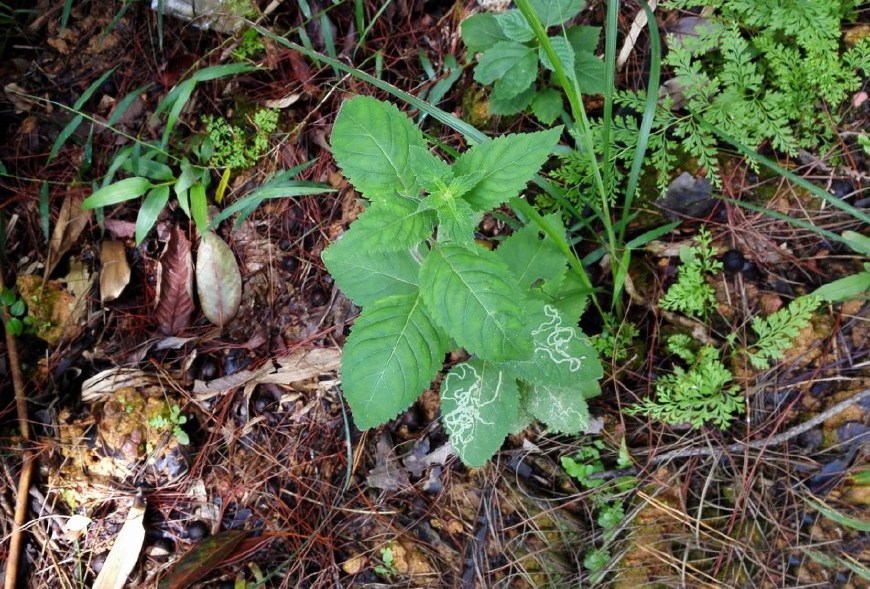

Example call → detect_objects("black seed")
282 257 299 273
310 288 327 307
186 520 210 541
278 239 292 251
722 249 745 273
198 361 218 380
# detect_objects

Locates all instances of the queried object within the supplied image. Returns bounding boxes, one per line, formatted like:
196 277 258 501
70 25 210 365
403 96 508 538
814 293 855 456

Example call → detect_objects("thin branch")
588 388 870 480
1 256 34 589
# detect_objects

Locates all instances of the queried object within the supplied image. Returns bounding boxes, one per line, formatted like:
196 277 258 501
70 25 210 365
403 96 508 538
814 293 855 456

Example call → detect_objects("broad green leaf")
523 380 590 434
538 36 576 80
420 244 531 360
441 359 518 467
474 41 538 100
322 241 421 307
196 231 242 328
122 154 175 182
504 303 602 387
82 177 153 209
530 88 563 124
495 216 566 289
330 96 426 200
460 13 509 53
496 11 534 43
453 127 561 211
489 85 536 115
408 146 452 190
528 0 585 26
135 185 170 245
342 293 447 428
342 197 435 252
574 50 606 94
565 25 600 54
842 230 870 256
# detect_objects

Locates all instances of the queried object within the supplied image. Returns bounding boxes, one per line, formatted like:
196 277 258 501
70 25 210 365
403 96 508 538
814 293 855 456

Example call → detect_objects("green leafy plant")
323 96 603 466
591 313 638 361
658 228 721 318
744 296 821 369
562 438 634 581
460 0 605 123
373 544 398 577
658 0 869 182
148 404 190 446
202 107 279 170
626 341 742 428
232 28 265 62
0 288 34 337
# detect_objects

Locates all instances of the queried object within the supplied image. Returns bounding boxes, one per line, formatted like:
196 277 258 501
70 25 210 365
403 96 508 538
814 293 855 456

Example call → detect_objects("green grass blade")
801 548 870 581
600 0 618 192
82 177 154 209
619 0 661 244
107 84 153 127
190 182 209 234
805 497 870 532
39 181 50 241
48 114 84 163
135 185 170 245
60 0 71 30
74 67 117 110
701 121 870 225
719 197 848 245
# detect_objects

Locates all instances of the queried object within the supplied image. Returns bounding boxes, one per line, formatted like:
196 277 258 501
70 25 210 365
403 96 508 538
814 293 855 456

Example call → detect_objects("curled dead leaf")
156 227 195 335
100 241 130 302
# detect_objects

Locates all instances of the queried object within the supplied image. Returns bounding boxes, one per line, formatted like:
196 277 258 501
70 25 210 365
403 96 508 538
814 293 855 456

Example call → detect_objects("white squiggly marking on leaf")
442 363 502 454
531 305 583 372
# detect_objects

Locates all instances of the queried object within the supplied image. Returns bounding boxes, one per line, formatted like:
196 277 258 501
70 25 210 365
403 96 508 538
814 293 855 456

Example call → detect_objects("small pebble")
278 238 292 251
186 520 210 541
282 257 299 273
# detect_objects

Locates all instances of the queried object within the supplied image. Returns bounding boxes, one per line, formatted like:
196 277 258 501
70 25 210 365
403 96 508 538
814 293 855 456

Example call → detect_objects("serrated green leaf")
504 303 601 387
342 293 447 428
474 41 538 100
135 185 170 245
453 127 561 211
495 216 566 289
496 11 534 43
420 244 531 360
460 13 510 53
538 36 576 79
196 231 242 328
322 233 421 307
574 50 606 94
331 96 426 200
565 24 600 54
488 85 536 115
431 195 480 247
82 177 153 209
530 88 563 124
408 145 451 190
528 0 585 26
538 269 588 319
523 379 589 433
342 197 435 252
441 359 518 467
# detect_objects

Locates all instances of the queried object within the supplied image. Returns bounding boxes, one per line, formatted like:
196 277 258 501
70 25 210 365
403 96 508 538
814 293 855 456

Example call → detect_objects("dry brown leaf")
46 192 92 277
92 495 146 589
100 240 130 302
155 227 195 335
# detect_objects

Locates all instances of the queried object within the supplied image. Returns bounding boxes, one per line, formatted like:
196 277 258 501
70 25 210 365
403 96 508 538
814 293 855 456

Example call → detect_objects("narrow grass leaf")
107 84 153 127
190 183 208 233
48 114 84 162
82 177 153 209
135 185 170 245
39 181 49 240
805 497 870 532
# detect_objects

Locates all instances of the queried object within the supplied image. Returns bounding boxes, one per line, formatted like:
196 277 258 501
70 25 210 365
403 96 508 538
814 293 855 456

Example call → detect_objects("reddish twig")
1 257 34 589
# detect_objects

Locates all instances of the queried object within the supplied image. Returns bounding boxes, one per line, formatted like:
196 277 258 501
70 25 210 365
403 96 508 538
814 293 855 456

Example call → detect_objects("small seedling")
373 544 398 577
149 404 190 445
1 288 34 336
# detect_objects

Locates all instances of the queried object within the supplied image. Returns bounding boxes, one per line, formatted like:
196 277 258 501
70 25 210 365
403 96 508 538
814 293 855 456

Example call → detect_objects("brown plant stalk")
1 257 34 589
